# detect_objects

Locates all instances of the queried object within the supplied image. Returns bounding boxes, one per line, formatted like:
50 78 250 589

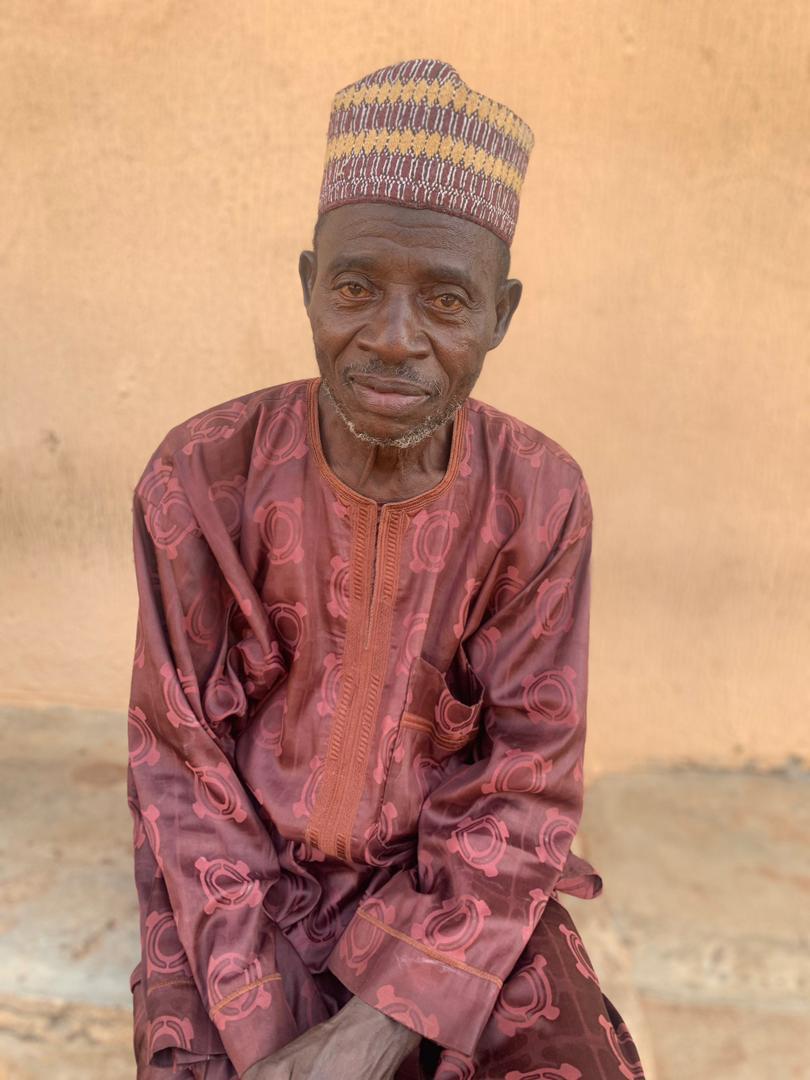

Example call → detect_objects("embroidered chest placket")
306 501 408 861
304 377 467 862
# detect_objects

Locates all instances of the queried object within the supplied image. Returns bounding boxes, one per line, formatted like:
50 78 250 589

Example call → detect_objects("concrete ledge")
0 706 138 1009
2 705 808 1079
0 996 132 1080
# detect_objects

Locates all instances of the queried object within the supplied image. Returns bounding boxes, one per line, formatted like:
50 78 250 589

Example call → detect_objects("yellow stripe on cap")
331 76 534 155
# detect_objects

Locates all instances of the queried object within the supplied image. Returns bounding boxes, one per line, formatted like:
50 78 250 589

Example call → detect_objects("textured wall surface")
1 0 808 774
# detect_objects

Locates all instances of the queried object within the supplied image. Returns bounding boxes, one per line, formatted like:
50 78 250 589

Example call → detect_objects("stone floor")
1 705 808 1079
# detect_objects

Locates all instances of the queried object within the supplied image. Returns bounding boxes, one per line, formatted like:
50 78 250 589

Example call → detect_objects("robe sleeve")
127 453 298 1077
327 470 596 1057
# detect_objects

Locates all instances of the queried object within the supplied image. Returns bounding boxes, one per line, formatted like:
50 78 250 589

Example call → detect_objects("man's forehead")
316 203 499 274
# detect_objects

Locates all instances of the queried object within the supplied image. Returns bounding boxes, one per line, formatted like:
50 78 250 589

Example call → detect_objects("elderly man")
127 59 645 1080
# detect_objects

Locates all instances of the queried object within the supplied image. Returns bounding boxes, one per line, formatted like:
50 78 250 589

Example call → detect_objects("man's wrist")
345 995 422 1053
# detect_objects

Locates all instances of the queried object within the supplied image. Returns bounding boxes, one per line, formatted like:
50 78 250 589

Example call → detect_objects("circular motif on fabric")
181 402 247 455
411 895 490 957
252 400 308 469
494 953 560 1035
339 898 394 975
447 814 509 878
187 761 247 822
141 468 198 561
148 1014 194 1053
535 808 576 871
480 489 522 546
145 910 186 976
521 666 578 725
532 577 574 639
195 856 261 914
207 953 274 1030
482 749 551 795
253 498 304 565
266 600 307 659
410 509 459 573
208 475 246 541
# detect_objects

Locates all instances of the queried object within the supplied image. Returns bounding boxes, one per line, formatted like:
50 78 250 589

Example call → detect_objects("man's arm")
127 453 301 1076
325 471 595 1057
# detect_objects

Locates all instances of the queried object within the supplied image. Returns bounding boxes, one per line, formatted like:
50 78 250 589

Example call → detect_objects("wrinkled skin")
243 204 523 1077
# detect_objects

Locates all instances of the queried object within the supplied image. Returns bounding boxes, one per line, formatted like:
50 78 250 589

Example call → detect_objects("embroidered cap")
318 59 534 246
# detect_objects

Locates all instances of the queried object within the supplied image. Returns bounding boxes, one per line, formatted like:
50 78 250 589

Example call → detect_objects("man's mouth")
349 374 431 415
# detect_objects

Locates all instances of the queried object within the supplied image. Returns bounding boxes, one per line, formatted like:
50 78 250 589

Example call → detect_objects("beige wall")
1 0 808 775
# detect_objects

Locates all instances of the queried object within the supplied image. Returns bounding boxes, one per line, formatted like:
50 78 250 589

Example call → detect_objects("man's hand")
241 995 422 1080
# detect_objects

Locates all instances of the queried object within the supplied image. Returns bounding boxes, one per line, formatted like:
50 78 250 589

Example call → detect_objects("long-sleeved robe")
127 375 645 1080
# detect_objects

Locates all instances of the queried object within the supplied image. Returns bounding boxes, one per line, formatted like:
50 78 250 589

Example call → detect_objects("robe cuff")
131 964 226 1072
326 908 501 1057
132 961 298 1078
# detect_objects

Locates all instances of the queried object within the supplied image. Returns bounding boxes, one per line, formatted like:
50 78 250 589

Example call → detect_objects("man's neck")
316 381 456 504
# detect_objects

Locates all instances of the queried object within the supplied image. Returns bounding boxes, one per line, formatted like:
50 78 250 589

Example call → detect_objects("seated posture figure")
127 58 646 1080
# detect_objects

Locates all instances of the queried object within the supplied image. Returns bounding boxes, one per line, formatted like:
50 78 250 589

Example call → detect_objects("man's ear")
299 250 317 307
490 278 523 350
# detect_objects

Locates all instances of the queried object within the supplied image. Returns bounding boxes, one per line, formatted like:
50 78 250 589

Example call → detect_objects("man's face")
299 203 522 448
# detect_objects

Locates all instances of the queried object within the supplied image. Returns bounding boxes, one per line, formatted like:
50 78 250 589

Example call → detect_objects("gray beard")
320 376 465 449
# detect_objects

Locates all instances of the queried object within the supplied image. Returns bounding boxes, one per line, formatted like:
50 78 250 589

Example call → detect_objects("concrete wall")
1 0 808 775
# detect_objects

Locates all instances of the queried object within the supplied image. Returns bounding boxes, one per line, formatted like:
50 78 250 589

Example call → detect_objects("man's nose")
356 291 430 364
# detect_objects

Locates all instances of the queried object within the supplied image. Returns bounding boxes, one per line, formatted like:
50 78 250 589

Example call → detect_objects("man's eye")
338 282 370 299
433 293 464 311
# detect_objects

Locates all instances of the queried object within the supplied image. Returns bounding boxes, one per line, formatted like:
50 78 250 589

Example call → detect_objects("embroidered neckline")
306 375 467 510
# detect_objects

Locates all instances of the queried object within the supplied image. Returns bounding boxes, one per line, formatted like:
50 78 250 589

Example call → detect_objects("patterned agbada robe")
127 375 645 1080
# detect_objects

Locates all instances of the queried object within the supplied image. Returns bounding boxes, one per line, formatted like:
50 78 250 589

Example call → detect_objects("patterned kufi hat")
318 59 534 246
